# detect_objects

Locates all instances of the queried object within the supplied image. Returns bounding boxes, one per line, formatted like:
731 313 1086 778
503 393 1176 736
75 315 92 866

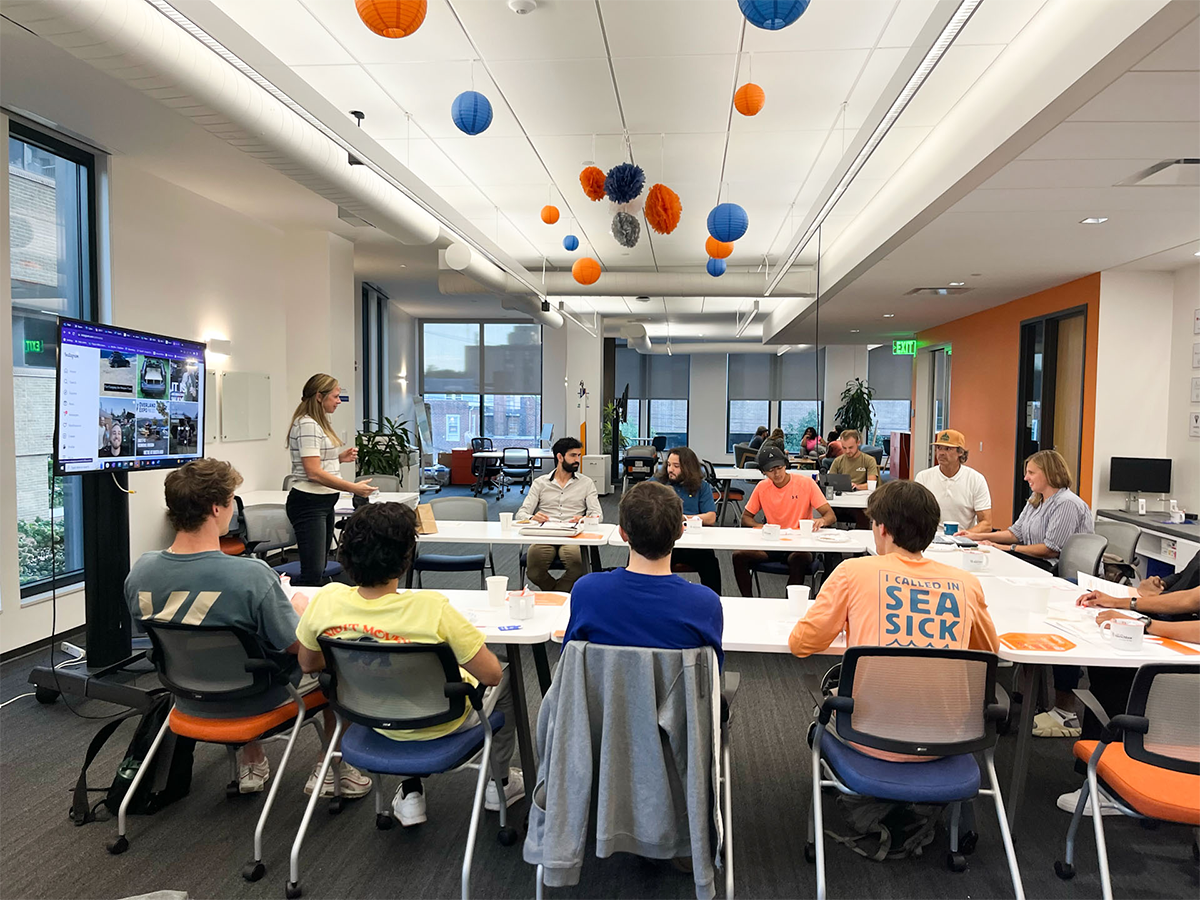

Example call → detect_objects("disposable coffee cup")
944 521 959 536
866 479 877 492
1029 585 1051 615
582 515 601 527
796 519 814 536
486 575 508 608
762 523 781 540
1106 616 1145 652
499 512 513 532
787 584 811 618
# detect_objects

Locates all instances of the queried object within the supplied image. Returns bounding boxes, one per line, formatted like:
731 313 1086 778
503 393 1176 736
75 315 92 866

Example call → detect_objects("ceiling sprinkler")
508 0 537 14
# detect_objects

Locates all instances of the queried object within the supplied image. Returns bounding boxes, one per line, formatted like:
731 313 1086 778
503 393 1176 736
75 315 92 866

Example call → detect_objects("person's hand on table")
568 515 582 523
1138 576 1165 597
1076 590 1127 609
338 447 358 464
977 540 1011 551
532 512 550 524
349 479 375 497
1094 609 1131 627
811 519 825 531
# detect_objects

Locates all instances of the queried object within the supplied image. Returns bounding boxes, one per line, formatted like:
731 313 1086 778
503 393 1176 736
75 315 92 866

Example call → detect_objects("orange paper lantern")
355 0 427 37
644 184 682 235
540 205 560 225
706 236 734 259
579 166 606 201
572 257 601 286
734 82 766 116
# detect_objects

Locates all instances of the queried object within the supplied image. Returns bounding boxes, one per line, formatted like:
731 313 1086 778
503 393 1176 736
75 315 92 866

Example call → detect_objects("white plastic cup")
866 479 877 492
486 575 508 607
1105 616 1145 652
582 515 601 527
762 523 781 540
796 519 814 537
787 584 811 618
499 512 513 532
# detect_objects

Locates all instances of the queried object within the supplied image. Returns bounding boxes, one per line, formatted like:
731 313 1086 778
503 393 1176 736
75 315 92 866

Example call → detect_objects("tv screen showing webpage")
55 318 206 475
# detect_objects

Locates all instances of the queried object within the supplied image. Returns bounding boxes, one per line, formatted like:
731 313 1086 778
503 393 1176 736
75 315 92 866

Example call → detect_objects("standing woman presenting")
286 374 374 586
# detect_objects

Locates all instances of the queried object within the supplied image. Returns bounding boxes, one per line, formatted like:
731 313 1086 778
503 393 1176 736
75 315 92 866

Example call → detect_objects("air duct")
620 324 652 353
438 270 815 297
439 253 563 327
4 0 441 247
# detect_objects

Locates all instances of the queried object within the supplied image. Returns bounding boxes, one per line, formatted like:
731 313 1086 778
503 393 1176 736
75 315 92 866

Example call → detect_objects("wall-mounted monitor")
55 318 206 475
1108 457 1171 495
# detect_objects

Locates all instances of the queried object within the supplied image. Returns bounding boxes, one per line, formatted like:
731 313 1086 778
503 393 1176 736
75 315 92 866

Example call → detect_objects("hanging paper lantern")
355 0 427 38
644 184 682 235
451 91 492 135
707 202 749 242
611 212 640 248
738 0 810 31
734 83 766 116
706 236 734 259
540 205 560 225
572 257 601 285
580 166 606 201
604 163 645 205
707 257 727 278
562 234 579 252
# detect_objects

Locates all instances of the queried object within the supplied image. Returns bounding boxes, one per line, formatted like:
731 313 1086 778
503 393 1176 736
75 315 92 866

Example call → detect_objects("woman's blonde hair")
769 427 786 442
289 373 343 446
1025 448 1072 507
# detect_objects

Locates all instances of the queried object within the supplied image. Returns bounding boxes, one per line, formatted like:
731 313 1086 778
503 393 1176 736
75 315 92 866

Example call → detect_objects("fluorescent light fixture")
765 0 982 296
883 314 895 318
556 301 597 337
1193 250 1200 257
735 302 760 338
1080 217 1109 225
776 345 791 356
949 281 965 286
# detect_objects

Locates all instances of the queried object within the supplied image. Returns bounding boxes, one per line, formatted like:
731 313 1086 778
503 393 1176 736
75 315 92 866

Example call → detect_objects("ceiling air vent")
1116 159 1199 187
337 207 376 228
905 287 973 297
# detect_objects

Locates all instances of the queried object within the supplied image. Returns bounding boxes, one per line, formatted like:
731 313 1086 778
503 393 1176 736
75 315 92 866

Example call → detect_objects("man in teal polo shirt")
654 446 722 593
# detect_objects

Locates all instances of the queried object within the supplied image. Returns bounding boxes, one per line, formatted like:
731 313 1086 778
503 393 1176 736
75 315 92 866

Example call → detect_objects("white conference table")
240 490 419 514
899 542 1056 580
418 521 616 579
711 467 817 524
607 525 873 555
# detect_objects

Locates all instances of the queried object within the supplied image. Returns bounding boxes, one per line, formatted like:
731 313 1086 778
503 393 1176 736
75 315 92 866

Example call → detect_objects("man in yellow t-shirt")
296 503 520 827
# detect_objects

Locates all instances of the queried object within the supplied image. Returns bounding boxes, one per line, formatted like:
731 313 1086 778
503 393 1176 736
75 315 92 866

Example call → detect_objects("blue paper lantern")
451 90 493 135
707 203 748 242
738 0 810 30
707 257 727 278
563 234 579 252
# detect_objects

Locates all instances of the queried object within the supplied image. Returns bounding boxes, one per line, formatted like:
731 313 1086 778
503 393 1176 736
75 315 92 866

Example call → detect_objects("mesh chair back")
227 496 248 540
361 474 400 493
701 459 719 488
1058 532 1108 582
1093 520 1140 566
502 448 531 468
835 647 999 756
428 496 488 522
242 503 295 546
652 436 667 452
142 620 276 702
1124 664 1200 775
733 443 754 467
317 637 468 730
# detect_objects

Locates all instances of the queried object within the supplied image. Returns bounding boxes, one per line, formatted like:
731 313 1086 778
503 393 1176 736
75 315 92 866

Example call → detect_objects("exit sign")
892 340 916 356
25 339 42 354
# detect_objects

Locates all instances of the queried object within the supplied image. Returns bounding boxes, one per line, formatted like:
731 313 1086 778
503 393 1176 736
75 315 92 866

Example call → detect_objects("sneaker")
304 762 373 798
1033 708 1082 738
485 768 526 811
392 783 427 827
1056 788 1122 817
238 759 270 793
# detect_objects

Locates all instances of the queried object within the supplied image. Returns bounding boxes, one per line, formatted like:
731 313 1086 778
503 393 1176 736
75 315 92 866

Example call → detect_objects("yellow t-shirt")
296 584 487 741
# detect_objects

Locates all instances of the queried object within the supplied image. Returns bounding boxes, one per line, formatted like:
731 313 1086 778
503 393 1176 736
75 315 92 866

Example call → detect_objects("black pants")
286 489 338 586
671 547 722 594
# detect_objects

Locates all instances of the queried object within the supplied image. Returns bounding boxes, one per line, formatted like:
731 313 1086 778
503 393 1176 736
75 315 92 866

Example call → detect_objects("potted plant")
354 417 416 488
601 401 628 457
833 378 875 443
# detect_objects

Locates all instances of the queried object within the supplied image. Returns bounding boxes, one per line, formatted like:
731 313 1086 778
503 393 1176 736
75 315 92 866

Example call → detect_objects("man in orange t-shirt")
734 444 836 596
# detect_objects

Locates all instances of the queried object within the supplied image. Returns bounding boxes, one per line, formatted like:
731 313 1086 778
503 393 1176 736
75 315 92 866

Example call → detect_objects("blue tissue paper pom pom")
604 163 645 205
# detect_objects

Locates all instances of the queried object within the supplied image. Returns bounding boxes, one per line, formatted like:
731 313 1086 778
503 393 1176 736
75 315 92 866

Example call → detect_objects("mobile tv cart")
27 471 156 713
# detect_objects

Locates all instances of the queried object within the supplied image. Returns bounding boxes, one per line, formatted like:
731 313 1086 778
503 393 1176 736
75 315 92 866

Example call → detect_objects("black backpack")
70 690 195 826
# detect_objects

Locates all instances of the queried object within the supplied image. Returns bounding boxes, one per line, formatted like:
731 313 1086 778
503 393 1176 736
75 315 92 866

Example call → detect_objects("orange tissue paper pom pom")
579 166 606 201
540 205 560 225
706 236 734 259
644 184 682 235
734 82 766 117
355 0 427 38
572 257 602 285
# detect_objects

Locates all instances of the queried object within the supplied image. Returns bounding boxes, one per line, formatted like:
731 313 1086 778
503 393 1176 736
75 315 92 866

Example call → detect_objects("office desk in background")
1095 508 1200 574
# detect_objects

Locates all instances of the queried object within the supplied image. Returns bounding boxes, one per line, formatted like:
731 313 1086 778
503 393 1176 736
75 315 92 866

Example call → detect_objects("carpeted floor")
1 484 1196 899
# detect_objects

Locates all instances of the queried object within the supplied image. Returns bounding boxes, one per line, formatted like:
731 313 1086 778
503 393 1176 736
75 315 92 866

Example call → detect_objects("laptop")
824 472 854 494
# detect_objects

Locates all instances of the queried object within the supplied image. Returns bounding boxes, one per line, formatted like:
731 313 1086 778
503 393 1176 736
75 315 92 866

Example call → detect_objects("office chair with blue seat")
287 638 516 900
243 503 343 582
408 497 495 589
499 447 534 495
750 554 824 597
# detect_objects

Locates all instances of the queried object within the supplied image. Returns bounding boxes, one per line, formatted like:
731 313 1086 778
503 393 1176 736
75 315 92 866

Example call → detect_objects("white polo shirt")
914 464 992 529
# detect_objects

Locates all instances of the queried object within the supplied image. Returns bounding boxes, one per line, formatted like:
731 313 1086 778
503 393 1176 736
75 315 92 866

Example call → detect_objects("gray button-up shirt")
517 471 602 521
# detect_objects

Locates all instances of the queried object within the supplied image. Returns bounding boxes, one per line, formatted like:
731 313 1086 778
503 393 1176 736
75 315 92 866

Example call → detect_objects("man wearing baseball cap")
913 429 993 532
734 444 836 596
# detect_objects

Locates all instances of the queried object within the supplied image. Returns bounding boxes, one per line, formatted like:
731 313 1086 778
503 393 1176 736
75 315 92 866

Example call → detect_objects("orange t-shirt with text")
744 474 826 528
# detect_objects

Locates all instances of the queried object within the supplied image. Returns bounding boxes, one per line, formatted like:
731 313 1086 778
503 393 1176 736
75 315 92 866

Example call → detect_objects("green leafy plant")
601 401 629 457
17 517 65 584
834 378 875 442
354 417 415 487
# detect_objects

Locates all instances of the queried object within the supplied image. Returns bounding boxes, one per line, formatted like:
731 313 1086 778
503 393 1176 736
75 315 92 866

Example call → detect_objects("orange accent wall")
914 274 1100 528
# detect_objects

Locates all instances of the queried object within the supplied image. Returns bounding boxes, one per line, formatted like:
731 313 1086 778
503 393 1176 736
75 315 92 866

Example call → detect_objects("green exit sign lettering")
892 340 916 356
25 339 43 354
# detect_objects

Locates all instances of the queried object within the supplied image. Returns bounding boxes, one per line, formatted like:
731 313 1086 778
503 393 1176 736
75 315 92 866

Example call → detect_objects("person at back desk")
655 446 722 593
748 426 769 451
517 436 601 592
828 430 878 489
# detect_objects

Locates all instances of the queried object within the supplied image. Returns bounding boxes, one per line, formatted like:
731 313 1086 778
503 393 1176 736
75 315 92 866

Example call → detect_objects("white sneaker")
392 784 427 826
238 759 270 793
304 762 373 798
1033 708 1082 738
485 768 525 811
1056 788 1122 817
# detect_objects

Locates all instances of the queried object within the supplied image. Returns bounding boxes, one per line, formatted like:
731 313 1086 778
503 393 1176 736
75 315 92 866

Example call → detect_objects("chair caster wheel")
1054 861 1075 880
107 836 129 855
328 797 344 815
285 881 302 899
497 826 518 846
375 814 394 831
804 843 816 864
35 687 60 705
959 831 978 855
242 861 265 882
225 783 240 799
947 852 967 872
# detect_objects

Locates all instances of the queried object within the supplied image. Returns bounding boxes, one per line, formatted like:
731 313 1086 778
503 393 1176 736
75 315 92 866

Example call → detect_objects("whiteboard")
221 371 271 442
204 370 218 446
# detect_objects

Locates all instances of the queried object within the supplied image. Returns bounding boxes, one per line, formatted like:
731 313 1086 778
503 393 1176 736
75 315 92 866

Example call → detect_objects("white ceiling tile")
724 130 824 188
843 47 908 129
291 64 411 139
297 0 475 63
1020 121 1200 160
728 49 872 134
377 137 469 187
1133 18 1200 72
488 58 623 136
742 0 894 53
456 0 608 61
1068 72 1200 123
443 136 548 186
210 0 355 64
613 55 735 134
437 183 496 220
370 61 525 138
877 0 939 49
628 132 725 185
950 185 1200 215
897 44 1004 128
977 158 1165 191
601 0 743 58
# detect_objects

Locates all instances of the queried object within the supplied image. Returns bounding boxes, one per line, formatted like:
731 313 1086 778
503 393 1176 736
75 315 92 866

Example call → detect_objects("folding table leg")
506 643 537 790
1005 662 1040 832
531 643 552 695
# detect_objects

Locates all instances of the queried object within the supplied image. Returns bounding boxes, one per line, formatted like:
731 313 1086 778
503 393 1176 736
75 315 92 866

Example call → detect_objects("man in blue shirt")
652 446 722 593
565 480 724 667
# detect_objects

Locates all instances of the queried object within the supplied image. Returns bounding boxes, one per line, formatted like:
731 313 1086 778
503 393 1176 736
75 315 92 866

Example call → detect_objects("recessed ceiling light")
850 329 860 333
883 314 895 318
1194 251 1200 257
1080 216 1108 225
949 281 965 286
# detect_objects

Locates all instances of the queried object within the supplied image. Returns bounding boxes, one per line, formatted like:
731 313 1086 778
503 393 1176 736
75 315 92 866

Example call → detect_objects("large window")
10 123 96 594
420 322 542 453
360 282 388 429
868 345 914 442
726 350 823 453
615 347 689 447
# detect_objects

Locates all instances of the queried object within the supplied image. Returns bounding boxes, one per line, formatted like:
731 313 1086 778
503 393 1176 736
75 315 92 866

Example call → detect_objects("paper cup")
486 576 508 607
866 479 877 492
582 515 601 527
499 512 513 532
786 584 811 618
796 519 814 536
762 523 781 540
1029 584 1051 615
962 550 989 571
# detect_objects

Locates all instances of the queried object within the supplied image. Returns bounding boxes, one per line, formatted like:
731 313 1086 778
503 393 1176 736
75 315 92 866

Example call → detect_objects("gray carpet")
1 485 1196 899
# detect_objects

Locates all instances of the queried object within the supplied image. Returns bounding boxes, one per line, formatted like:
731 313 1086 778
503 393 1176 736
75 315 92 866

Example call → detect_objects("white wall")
1168 265 1200 512
688 354 730 463
823 345 869 435
541 321 568 447
1092 271 1175 511
565 319 603 454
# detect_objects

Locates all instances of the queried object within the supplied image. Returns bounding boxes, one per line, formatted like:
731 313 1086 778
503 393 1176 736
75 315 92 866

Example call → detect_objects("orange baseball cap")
932 429 967 449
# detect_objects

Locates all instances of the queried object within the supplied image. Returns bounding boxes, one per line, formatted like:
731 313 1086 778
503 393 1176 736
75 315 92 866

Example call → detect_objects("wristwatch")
1130 596 1138 612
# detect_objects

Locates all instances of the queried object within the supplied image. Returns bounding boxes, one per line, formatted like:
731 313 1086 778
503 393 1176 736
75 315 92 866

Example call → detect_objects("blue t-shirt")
564 568 724 668
669 480 716 517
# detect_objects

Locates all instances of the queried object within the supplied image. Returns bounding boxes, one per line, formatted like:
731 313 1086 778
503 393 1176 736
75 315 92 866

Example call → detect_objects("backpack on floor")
69 691 195 826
